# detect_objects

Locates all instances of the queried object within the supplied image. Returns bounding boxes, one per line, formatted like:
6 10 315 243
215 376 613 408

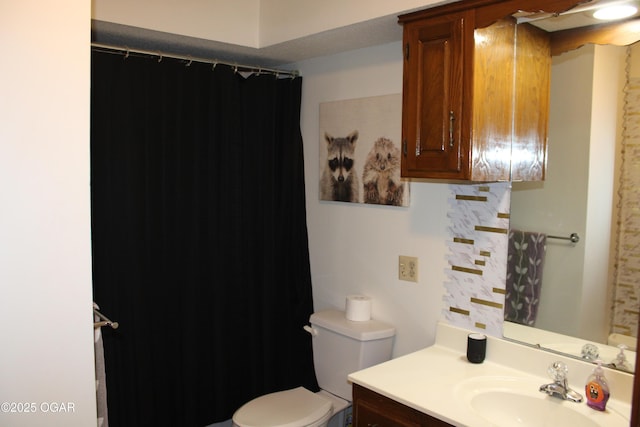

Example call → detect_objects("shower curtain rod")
91 42 299 78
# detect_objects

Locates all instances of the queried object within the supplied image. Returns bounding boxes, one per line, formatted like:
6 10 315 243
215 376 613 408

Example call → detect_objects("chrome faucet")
539 361 583 403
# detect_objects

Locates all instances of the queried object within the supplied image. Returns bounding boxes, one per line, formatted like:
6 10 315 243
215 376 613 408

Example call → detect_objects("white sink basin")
454 376 629 427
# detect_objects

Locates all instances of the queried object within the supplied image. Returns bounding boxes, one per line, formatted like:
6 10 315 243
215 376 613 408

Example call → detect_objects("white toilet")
232 309 395 427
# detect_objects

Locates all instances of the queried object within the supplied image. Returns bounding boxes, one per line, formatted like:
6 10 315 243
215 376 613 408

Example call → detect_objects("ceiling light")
593 4 638 20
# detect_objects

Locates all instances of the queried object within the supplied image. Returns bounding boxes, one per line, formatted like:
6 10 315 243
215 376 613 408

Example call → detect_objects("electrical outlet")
398 256 418 282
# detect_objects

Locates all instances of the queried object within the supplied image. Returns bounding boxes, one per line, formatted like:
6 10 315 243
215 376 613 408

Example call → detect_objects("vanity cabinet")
352 384 453 427
398 0 578 181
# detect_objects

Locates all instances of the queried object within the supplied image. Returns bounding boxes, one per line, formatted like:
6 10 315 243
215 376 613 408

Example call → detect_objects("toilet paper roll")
345 295 372 321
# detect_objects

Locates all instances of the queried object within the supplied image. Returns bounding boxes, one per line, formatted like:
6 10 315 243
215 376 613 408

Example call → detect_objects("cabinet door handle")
449 111 455 148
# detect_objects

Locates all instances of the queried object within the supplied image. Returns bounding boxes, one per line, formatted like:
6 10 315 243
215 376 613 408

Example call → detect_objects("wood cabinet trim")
399 0 581 27
551 17 640 55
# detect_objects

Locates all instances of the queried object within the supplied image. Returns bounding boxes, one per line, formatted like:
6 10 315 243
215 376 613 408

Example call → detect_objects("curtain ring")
212 61 217 71
124 49 130 60
234 65 238 74
186 58 193 67
157 54 163 63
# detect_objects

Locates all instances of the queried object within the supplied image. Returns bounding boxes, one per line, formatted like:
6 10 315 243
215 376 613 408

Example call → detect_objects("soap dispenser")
612 344 631 372
585 360 610 411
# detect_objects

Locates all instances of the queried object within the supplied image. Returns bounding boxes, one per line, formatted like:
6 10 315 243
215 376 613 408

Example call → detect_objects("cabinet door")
511 21 550 181
401 11 472 179
353 384 453 427
356 401 422 427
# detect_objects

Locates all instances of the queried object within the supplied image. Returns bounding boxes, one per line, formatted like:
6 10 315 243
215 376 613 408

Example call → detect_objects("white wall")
292 43 451 357
512 47 593 338
581 44 625 342
93 0 261 48
510 44 625 343
0 1 96 427
258 0 447 46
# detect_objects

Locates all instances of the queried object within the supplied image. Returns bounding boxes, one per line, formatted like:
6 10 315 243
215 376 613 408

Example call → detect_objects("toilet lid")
233 387 332 427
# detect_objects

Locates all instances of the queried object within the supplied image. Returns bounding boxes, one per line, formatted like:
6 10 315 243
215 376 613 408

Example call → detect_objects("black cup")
467 333 487 364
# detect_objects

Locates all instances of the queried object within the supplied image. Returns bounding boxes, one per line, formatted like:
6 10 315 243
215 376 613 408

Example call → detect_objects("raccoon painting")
362 137 404 206
320 131 360 202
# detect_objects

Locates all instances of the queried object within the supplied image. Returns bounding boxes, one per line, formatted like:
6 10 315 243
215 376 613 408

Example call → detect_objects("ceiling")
92 0 640 68
91 12 406 69
522 0 640 31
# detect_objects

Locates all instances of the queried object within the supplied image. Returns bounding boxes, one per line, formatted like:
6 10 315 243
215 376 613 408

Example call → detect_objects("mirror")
504 8 640 372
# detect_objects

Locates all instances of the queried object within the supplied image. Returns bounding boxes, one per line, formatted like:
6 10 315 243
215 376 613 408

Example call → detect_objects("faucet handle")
581 343 600 361
548 361 569 382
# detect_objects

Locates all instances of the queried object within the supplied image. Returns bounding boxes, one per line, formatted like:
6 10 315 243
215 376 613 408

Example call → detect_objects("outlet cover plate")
399 255 418 282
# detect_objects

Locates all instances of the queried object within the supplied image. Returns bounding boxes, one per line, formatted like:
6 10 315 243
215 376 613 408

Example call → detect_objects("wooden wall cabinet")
398 0 577 181
352 384 453 427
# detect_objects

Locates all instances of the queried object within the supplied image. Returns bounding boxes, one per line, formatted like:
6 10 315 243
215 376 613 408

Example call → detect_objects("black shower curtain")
90 51 318 426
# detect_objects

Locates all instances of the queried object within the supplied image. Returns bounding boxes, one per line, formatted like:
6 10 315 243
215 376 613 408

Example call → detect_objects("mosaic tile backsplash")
443 182 511 337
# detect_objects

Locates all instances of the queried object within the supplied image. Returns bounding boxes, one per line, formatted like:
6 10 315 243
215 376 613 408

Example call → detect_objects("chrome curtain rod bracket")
94 308 119 329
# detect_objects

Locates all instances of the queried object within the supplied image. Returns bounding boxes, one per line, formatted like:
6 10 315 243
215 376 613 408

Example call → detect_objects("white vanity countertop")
348 322 633 427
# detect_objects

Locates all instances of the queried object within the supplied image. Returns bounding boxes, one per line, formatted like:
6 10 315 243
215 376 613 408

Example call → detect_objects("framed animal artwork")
319 94 410 206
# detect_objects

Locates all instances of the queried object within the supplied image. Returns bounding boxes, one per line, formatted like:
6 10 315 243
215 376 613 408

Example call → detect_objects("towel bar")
547 232 580 243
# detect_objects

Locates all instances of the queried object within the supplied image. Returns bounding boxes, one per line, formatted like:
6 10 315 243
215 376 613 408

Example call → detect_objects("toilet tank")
308 309 395 401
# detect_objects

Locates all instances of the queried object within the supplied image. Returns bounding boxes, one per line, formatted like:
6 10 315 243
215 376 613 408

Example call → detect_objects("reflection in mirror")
505 9 640 372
